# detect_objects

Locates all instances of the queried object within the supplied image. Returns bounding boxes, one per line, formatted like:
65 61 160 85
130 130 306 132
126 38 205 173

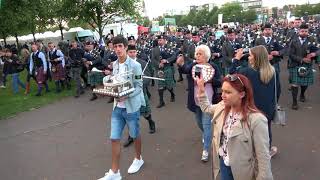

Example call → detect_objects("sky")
144 0 320 19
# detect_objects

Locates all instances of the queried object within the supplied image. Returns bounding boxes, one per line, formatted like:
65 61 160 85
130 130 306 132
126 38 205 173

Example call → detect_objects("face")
71 42 77 48
192 36 199 43
158 39 165 46
209 35 215 41
299 28 309 38
294 20 302 28
248 50 254 66
221 81 244 107
6 51 12 57
107 43 113 49
128 40 135 45
85 44 94 51
263 28 273 36
48 43 55 51
113 43 127 58
227 33 236 41
127 49 137 59
195 49 207 64
186 33 192 39
31 44 38 52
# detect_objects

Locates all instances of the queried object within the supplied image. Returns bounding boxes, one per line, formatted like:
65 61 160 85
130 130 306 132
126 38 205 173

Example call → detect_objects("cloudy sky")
144 0 320 18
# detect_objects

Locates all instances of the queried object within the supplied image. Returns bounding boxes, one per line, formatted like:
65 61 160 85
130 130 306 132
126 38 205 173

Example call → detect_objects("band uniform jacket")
288 37 318 68
254 36 284 65
221 40 242 69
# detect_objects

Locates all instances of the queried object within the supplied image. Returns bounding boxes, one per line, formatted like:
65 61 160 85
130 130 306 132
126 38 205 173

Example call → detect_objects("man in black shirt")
69 41 85 98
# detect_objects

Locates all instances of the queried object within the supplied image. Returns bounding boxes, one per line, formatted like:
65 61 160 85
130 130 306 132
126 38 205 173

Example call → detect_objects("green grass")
0 71 74 120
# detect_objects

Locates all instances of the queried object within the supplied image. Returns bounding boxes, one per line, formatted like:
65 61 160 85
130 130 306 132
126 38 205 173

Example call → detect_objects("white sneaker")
0 85 6 89
97 169 122 180
201 150 209 162
128 156 144 174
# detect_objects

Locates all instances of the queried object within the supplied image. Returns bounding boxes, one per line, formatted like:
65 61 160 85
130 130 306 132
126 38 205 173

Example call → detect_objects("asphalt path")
0 62 319 180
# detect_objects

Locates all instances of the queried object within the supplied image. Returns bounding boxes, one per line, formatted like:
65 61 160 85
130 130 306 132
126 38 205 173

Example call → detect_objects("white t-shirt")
116 62 126 108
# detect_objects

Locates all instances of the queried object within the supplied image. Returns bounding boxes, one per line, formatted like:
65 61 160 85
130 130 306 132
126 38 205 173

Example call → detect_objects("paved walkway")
0 63 319 180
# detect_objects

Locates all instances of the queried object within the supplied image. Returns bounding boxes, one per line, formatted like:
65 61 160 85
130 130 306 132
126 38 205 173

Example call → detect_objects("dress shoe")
123 137 134 147
156 102 165 108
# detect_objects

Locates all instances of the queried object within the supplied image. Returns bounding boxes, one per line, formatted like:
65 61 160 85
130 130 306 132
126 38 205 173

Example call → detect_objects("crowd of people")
0 17 320 180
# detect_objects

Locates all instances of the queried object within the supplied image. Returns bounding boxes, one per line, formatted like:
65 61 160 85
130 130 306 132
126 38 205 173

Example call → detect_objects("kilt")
88 71 104 86
35 67 46 84
140 92 151 117
51 64 65 81
289 66 314 86
158 66 176 89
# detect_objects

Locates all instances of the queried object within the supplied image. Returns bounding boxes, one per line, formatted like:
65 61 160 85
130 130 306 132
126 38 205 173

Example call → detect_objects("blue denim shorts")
110 107 140 140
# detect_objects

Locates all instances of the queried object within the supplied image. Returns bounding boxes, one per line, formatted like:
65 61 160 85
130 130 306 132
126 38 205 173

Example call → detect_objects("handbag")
272 72 286 126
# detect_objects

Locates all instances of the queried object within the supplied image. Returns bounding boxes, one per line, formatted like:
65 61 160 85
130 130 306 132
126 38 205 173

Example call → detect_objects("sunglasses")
226 74 244 87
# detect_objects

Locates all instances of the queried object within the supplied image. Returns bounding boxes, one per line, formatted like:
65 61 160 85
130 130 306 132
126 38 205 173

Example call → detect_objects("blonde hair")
21 48 30 59
249 45 275 84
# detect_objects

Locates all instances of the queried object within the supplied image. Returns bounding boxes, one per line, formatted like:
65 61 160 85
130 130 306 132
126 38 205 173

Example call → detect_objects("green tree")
218 2 243 23
194 9 209 26
77 0 141 39
47 0 78 40
242 9 257 23
0 7 11 45
208 6 219 25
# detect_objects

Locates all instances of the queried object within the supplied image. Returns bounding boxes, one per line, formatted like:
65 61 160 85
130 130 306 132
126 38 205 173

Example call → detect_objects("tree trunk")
98 26 103 42
59 23 64 40
15 34 19 50
32 31 36 42
3 37 7 46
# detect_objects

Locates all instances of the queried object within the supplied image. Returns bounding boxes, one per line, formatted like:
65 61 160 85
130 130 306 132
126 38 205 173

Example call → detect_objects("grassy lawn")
0 71 74 120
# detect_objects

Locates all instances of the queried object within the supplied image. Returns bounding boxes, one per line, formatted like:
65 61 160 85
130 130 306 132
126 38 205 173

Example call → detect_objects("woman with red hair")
196 74 273 180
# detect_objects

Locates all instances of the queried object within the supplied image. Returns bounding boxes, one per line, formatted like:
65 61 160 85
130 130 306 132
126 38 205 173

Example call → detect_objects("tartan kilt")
158 66 176 89
35 67 46 84
88 71 104 86
289 66 314 86
140 92 151 117
51 64 65 81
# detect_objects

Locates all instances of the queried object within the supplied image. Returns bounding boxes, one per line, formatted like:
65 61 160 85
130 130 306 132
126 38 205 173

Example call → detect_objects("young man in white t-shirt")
98 36 145 180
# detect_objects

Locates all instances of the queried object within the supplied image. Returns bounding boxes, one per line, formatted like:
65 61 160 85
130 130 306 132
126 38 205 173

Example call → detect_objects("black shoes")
170 96 175 102
90 94 98 101
148 119 156 134
177 78 183 82
299 95 306 102
123 136 134 147
292 103 298 110
156 102 165 108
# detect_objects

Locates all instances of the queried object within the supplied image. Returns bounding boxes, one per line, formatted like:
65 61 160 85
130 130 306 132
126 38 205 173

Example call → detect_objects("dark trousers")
219 157 234 180
71 67 83 95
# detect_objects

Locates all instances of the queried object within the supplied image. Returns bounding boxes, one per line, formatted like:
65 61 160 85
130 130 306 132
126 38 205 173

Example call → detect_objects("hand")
108 64 113 69
116 95 128 102
303 57 311 63
307 52 316 58
54 58 59 62
160 59 168 64
234 48 244 60
212 53 220 57
270 51 279 56
159 63 164 68
195 76 205 94
104 70 111 75
268 55 274 61
176 56 184 66
43 71 47 75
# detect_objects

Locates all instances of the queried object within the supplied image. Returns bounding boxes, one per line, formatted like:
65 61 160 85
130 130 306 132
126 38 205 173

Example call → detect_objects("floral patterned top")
218 111 242 166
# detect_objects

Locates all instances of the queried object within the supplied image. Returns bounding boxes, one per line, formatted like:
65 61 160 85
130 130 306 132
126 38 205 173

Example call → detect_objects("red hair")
223 74 260 122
